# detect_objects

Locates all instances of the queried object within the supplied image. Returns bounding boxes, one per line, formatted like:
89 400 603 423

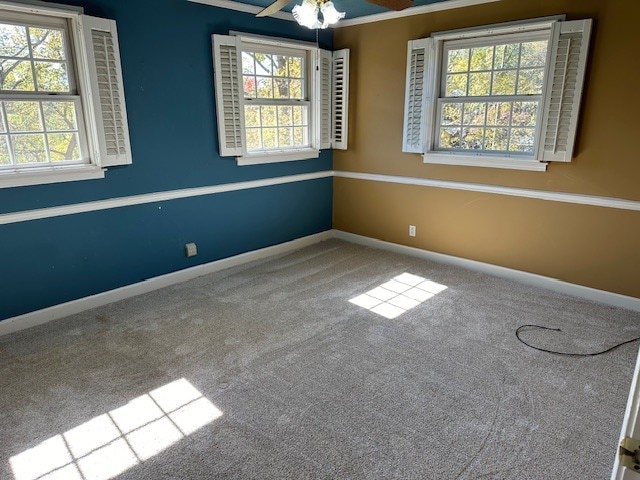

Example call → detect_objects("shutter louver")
318 49 332 150
538 19 592 162
80 15 132 167
402 38 430 153
331 49 349 150
212 35 242 157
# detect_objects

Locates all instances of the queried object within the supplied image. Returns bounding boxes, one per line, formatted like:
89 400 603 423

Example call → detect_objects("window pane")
244 105 260 127
42 101 78 131
6 101 43 132
35 61 69 92
485 127 508 151
470 46 493 71
278 127 292 147
0 110 5 132
293 106 303 125
278 106 292 126
447 49 469 73
254 53 272 75
243 75 256 97
461 127 484 150
468 72 491 96
48 132 80 161
491 70 516 95
509 128 535 153
241 52 255 74
441 103 462 125
445 73 467 97
260 106 276 127
463 103 486 126
493 44 519 70
520 41 547 68
273 78 289 99
512 101 538 127
273 55 287 76
0 24 28 57
246 128 262 150
12 133 47 163
29 28 65 60
487 102 511 126
289 79 302 99
0 135 10 164
517 68 545 95
440 127 461 148
256 77 273 98
0 60 35 91
262 127 276 148
288 57 303 78
293 127 305 146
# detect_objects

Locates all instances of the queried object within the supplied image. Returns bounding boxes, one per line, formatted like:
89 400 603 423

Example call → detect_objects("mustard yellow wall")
333 0 640 298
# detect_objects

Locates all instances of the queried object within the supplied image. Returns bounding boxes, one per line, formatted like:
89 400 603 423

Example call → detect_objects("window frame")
403 15 592 172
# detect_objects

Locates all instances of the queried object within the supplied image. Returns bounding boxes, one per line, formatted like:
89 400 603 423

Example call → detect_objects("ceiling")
189 0 497 26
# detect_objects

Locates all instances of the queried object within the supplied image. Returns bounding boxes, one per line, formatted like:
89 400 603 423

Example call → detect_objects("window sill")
423 153 548 172
0 165 106 189
236 149 319 166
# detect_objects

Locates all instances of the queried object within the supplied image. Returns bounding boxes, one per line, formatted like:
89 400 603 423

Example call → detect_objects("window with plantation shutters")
402 16 592 172
0 3 132 188
212 33 350 165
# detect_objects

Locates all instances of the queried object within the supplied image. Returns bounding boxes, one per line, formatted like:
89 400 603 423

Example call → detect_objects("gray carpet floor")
1 239 639 479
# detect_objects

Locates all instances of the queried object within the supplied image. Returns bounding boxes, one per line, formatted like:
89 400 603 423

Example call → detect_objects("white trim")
187 0 292 21
333 230 640 312
0 0 82 17
0 165 105 188
0 231 334 337
423 153 548 172
0 170 332 225
337 0 502 27
334 171 640 212
237 149 320 166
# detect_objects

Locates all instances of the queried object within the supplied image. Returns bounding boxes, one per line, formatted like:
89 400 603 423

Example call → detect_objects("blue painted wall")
0 0 333 320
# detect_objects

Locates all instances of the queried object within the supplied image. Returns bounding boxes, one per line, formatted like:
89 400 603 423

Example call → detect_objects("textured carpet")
1 239 639 479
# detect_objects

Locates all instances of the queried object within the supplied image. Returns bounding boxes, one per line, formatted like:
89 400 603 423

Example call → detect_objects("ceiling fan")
257 0 414 29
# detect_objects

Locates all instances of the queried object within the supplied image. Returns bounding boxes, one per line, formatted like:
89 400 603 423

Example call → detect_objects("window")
403 17 592 171
212 33 349 165
0 3 131 188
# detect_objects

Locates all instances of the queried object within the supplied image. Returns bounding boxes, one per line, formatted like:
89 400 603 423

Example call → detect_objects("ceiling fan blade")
366 0 414 11
256 0 292 17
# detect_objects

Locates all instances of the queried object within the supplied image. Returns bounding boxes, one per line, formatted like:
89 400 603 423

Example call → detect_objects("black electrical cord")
516 324 640 357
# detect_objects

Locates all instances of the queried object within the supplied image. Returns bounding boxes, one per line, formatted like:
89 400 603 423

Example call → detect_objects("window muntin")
436 33 549 156
240 47 310 153
0 14 87 170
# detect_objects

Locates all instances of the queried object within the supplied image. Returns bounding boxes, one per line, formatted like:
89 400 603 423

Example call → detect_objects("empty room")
1 0 640 478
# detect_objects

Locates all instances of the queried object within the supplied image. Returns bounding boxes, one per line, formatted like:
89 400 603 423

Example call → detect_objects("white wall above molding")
334 170 640 212
0 171 332 225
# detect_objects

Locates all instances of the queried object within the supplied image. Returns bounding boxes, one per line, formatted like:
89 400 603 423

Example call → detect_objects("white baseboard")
333 230 640 313
0 231 333 337
2 228 639 337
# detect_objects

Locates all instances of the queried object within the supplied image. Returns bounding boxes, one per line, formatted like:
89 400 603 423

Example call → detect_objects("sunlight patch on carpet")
349 273 447 319
10 379 222 480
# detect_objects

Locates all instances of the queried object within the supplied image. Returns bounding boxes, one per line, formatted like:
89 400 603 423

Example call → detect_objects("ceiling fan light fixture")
320 1 345 28
292 0 321 29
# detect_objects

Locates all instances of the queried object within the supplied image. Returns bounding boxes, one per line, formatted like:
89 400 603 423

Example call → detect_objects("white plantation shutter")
402 38 433 153
318 49 332 150
538 19 592 162
80 15 132 167
212 35 242 157
331 49 349 150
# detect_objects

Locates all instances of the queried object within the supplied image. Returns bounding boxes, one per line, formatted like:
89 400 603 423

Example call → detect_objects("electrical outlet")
185 243 197 257
409 225 416 237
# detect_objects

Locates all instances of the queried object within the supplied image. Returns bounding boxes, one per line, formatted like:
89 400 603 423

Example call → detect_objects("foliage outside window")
0 16 87 170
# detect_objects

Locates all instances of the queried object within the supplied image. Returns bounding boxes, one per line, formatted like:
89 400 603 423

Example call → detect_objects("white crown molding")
187 0 293 21
3 228 639 337
0 170 332 225
336 0 503 27
187 0 502 27
334 170 640 212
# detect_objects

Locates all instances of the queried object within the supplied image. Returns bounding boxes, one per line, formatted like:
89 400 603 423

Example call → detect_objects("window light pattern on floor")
10 379 222 480
349 273 447 319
